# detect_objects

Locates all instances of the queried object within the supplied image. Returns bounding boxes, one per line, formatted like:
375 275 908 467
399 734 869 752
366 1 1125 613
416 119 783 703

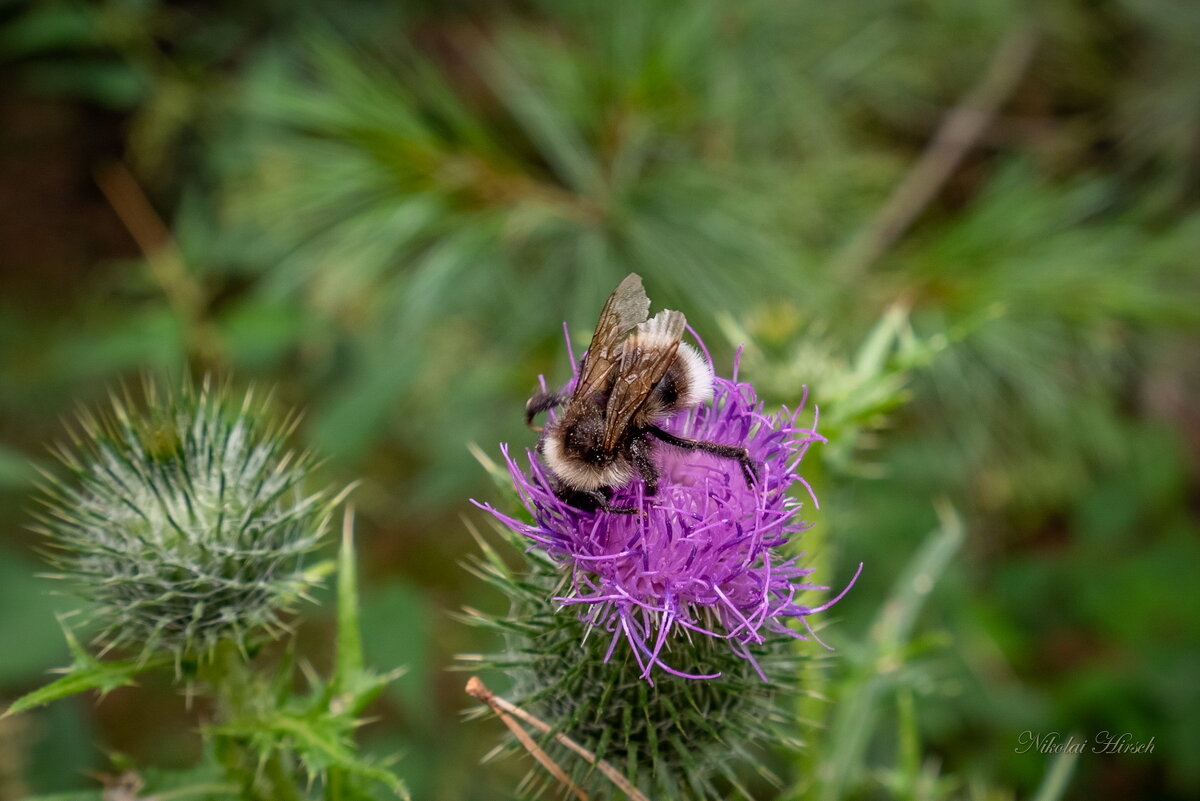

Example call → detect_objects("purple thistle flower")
477 340 859 684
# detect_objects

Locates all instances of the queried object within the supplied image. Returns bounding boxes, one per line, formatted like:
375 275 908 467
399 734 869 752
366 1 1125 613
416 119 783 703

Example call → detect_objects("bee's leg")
629 435 660 496
524 390 564 430
588 489 639 515
551 480 638 514
646 425 760 488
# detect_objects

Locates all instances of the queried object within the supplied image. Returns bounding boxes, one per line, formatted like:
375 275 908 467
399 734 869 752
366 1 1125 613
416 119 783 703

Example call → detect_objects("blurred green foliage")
1 0 1198 799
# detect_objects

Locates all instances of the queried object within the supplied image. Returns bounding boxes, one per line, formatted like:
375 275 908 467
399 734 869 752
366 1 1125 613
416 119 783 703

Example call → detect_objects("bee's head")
542 415 633 491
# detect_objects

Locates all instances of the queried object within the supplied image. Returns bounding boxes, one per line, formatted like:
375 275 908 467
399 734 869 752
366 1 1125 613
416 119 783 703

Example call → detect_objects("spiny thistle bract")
468 353 858 798
33 378 331 662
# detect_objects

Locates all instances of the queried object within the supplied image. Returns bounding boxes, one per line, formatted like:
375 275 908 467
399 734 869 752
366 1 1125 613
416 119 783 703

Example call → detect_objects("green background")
1 1 1197 799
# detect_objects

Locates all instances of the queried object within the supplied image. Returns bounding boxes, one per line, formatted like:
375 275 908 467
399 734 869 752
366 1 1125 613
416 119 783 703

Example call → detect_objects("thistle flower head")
34 378 330 661
480 346 857 684
463 552 815 800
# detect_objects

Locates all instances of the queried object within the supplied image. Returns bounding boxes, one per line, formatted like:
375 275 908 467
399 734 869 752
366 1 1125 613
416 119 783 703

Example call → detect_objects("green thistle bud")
33 378 330 662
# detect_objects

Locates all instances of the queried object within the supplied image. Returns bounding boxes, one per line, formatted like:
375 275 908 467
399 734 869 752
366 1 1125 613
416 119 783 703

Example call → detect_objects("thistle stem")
201 641 303 801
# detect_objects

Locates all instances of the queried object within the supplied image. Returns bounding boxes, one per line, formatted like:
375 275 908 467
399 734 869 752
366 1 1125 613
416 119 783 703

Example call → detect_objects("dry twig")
95 162 222 366
465 676 652 801
833 23 1040 281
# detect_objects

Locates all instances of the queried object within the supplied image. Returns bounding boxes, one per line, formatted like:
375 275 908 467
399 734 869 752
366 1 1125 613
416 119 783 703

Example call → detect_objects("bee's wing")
572 273 651 403
601 309 685 451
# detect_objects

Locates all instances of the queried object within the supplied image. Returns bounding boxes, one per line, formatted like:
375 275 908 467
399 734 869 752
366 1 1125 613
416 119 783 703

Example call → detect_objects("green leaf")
21 59 148 108
213 706 409 800
218 299 312 372
329 508 404 722
0 4 97 57
852 302 907 378
334 508 365 687
1030 744 1081 801
53 307 185 380
815 501 964 801
483 44 603 195
4 620 168 717
873 500 964 651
